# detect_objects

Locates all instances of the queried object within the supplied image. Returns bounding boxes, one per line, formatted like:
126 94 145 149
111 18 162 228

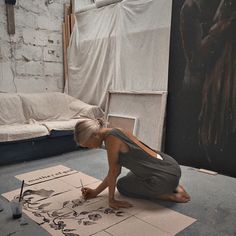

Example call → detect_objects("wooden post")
70 0 75 33
64 4 72 46
62 23 68 93
67 15 71 40
63 2 73 93
5 3 15 34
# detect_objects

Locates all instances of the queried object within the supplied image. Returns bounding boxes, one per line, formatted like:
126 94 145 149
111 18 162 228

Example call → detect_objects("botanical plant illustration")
13 189 125 236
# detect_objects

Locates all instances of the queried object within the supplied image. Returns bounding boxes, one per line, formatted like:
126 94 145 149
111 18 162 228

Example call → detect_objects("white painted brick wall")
15 7 37 28
0 43 12 60
43 45 63 62
15 44 42 61
16 61 44 76
20 0 41 14
0 23 10 42
0 62 15 93
0 5 6 24
23 29 48 46
0 0 69 93
36 15 61 31
44 62 63 76
15 76 61 93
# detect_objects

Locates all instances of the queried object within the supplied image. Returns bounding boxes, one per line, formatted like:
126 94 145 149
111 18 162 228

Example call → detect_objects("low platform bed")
0 131 80 166
0 92 103 165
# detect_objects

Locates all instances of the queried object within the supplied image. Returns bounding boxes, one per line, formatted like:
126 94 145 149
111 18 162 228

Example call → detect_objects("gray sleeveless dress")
107 128 181 199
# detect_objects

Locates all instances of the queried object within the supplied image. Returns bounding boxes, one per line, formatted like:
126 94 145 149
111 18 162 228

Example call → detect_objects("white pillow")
0 93 26 125
20 92 72 121
69 100 104 119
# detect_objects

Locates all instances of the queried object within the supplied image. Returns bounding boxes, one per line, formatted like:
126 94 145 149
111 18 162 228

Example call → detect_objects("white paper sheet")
3 166 196 236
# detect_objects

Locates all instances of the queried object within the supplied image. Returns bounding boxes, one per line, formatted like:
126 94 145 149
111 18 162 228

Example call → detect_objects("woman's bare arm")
105 135 122 200
81 135 121 199
82 134 132 209
105 135 132 209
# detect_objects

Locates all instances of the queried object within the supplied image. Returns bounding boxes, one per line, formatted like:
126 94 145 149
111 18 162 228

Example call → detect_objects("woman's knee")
117 176 146 199
116 177 127 193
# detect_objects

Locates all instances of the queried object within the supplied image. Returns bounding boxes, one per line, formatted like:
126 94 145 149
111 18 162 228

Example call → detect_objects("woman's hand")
109 199 133 209
81 187 98 199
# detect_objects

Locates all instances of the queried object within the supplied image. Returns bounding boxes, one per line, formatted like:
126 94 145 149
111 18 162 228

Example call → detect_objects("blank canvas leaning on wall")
105 91 167 150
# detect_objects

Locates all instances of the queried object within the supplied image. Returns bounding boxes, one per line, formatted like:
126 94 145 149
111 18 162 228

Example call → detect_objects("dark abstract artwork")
166 0 236 177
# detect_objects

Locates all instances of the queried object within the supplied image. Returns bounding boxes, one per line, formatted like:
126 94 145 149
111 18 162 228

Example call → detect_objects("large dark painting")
166 0 236 177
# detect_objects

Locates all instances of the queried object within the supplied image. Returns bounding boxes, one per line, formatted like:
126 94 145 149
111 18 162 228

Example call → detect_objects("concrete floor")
0 149 236 236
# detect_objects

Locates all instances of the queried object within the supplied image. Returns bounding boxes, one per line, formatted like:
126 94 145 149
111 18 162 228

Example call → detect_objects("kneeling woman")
74 118 190 209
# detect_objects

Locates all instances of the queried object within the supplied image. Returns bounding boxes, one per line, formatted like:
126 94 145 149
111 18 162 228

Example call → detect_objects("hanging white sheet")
95 0 123 8
68 0 172 108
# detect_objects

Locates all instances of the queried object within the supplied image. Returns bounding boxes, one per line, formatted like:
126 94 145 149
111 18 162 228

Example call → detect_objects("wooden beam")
63 2 73 93
67 15 71 39
64 4 71 46
62 22 68 92
6 4 15 34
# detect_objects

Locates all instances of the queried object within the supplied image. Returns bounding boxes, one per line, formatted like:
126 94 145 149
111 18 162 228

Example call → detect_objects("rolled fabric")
76 3 96 14
95 0 122 8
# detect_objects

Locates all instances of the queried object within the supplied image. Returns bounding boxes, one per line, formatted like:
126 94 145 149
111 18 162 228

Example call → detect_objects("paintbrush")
80 179 84 190
80 179 86 200
19 180 24 202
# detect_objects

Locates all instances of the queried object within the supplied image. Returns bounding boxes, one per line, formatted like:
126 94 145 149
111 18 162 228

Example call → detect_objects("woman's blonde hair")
74 118 105 145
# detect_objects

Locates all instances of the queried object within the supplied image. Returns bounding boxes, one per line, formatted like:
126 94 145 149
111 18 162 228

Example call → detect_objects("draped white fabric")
68 0 172 108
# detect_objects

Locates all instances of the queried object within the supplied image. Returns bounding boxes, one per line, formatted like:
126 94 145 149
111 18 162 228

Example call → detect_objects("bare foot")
176 185 191 199
158 185 191 203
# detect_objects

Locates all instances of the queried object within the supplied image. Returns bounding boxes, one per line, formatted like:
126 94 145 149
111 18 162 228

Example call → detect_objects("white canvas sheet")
95 0 122 8
68 0 172 108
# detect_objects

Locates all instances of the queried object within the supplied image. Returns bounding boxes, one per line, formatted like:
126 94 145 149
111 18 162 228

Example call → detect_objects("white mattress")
0 124 49 142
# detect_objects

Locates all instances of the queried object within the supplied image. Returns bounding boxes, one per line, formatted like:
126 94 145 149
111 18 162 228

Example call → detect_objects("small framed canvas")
107 114 138 135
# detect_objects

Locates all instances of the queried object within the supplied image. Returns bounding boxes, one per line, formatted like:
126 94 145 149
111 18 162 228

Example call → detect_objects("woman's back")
106 128 181 178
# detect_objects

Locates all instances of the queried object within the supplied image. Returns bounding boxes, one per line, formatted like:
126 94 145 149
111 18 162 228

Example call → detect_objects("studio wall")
0 0 69 93
166 0 236 177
